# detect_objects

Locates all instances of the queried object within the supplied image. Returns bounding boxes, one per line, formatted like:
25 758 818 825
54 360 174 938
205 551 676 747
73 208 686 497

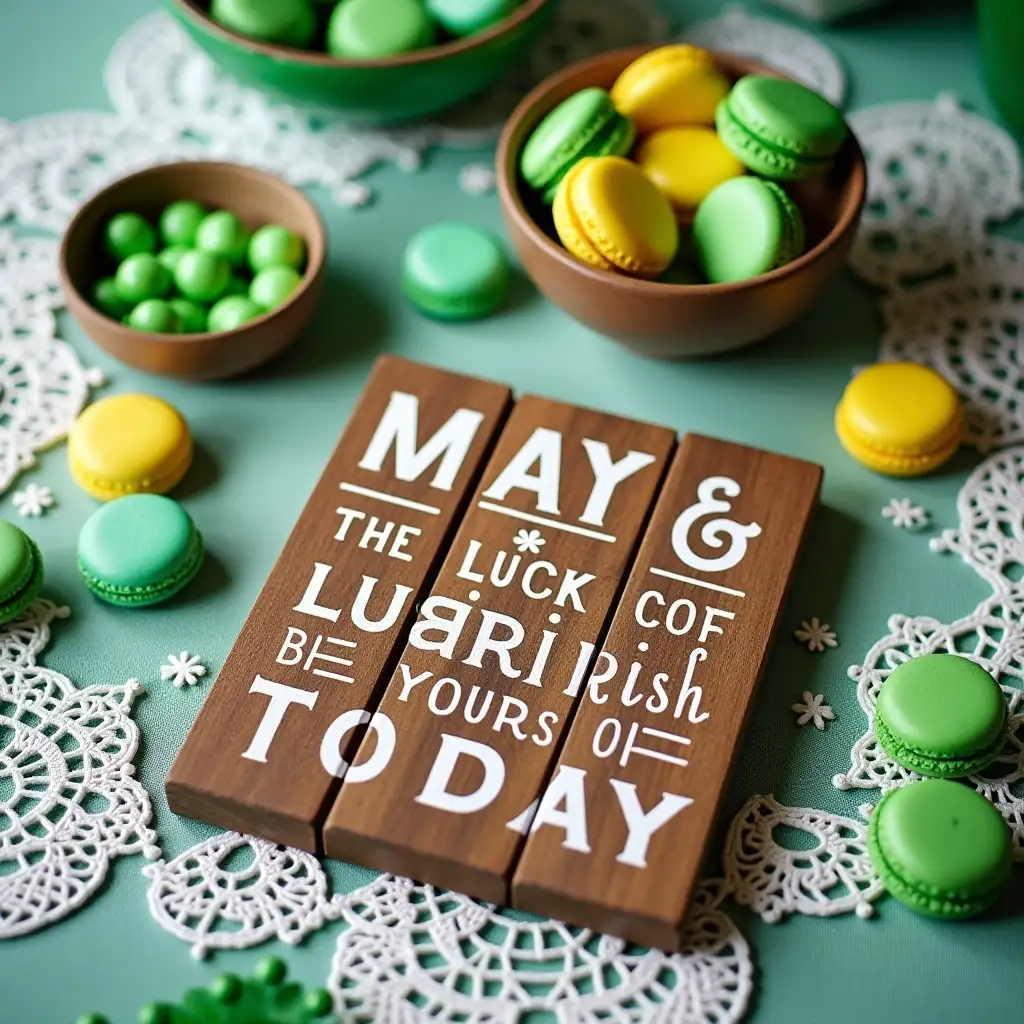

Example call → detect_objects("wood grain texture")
511 435 822 948
322 397 675 901
165 356 512 851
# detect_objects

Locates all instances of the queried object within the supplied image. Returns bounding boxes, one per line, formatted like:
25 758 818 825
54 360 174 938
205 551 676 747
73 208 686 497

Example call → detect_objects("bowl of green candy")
59 161 326 381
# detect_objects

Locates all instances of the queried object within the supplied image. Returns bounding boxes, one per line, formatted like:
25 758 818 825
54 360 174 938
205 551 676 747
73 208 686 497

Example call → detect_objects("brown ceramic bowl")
497 49 867 359
60 161 326 381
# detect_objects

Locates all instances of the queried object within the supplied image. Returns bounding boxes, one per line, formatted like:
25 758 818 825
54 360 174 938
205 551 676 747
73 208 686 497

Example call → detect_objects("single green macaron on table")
716 75 848 181
519 87 635 204
874 653 1008 778
0 519 44 622
868 780 1013 919
77 494 204 607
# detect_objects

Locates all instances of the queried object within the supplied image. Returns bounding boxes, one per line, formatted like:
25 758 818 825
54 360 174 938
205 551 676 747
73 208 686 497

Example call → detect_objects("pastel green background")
2 1 1022 1022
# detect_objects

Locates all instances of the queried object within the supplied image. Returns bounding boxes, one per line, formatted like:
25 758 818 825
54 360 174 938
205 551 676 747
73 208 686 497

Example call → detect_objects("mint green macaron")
78 494 204 607
716 75 847 181
0 521 44 623
519 88 636 204
426 0 518 37
875 654 1007 778
327 0 435 59
868 780 1012 919
401 222 510 320
693 176 805 283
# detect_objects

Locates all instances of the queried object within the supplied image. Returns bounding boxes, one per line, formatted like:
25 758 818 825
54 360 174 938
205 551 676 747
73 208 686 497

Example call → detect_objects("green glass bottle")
979 0 1024 136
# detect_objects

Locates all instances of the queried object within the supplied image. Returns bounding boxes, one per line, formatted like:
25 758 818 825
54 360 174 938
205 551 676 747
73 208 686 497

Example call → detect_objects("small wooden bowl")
497 49 867 359
59 161 326 381
170 0 556 124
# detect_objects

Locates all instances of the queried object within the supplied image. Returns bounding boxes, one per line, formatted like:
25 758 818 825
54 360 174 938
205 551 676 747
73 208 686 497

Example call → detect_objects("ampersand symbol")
671 476 762 573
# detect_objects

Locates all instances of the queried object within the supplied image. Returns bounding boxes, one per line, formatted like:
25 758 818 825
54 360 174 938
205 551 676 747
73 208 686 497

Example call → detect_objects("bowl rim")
58 159 326 346
496 46 868 299
171 0 554 69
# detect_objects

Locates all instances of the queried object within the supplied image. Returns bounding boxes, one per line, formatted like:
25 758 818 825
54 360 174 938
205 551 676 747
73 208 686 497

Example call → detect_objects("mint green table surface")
2 1 1023 1021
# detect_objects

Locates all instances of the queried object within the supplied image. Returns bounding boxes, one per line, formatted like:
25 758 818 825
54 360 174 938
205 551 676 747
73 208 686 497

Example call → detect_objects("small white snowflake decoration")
12 483 54 517
458 162 496 196
794 617 838 652
882 497 929 529
792 692 835 730
161 652 207 689
512 529 545 554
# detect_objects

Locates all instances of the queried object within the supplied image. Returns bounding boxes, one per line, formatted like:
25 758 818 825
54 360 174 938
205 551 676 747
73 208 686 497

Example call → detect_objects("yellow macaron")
553 156 679 278
636 126 746 218
69 394 193 501
610 45 730 134
835 363 964 476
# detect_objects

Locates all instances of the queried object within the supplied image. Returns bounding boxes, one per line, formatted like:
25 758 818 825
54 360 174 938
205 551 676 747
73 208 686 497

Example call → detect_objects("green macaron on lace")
0 536 43 622
79 530 204 606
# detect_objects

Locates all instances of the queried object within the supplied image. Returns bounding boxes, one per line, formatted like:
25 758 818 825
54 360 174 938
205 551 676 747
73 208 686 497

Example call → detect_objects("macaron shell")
68 394 193 501
636 127 745 214
520 88 619 191
552 159 615 272
716 98 819 181
568 156 679 277
327 0 434 58
0 522 43 622
610 45 729 134
869 781 1011 917
836 363 964 470
539 114 636 205
426 0 516 36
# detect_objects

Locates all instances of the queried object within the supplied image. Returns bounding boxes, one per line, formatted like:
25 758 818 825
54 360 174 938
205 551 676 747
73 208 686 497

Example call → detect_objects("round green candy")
250 265 301 309
169 298 208 334
104 212 157 261
158 200 206 247
157 245 191 274
0 520 44 623
327 0 435 59
868 779 1011 919
426 0 517 37
248 224 306 272
195 210 252 267
92 276 131 319
875 653 1007 777
210 0 315 45
208 295 262 332
115 253 171 305
224 273 250 297
173 249 231 303
127 299 180 334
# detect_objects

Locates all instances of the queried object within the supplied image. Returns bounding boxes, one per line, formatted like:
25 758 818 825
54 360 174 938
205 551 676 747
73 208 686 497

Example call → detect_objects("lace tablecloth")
3 1 1024 1022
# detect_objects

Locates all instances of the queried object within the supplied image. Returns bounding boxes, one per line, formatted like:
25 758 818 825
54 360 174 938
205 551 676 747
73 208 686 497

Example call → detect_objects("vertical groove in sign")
322 397 676 903
165 356 513 852
510 435 822 949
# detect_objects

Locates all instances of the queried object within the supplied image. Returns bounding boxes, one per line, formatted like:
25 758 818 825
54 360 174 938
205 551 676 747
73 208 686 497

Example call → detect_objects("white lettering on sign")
671 476 762 573
609 780 694 868
293 566 414 632
415 734 506 814
320 709 396 780
241 675 318 763
579 440 657 526
358 390 486 491
528 765 591 853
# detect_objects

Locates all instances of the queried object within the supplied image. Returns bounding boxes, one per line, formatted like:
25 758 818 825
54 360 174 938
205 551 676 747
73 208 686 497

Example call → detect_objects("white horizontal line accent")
477 501 617 543
339 482 441 515
649 566 746 598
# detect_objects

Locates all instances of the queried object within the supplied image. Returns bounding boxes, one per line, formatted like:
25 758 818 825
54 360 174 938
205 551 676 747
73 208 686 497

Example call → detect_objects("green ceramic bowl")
169 0 557 125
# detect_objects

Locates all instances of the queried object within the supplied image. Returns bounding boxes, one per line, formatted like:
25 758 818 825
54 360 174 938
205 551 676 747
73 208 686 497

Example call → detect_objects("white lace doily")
837 446 1024 858
0 600 159 939
682 5 847 107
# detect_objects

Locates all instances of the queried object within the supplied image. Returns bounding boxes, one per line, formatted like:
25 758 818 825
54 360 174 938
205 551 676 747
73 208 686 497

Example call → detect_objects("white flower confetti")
882 497 929 529
512 529 545 554
794 617 838 652
792 692 835 730
458 162 496 196
160 651 207 689
12 483 55 517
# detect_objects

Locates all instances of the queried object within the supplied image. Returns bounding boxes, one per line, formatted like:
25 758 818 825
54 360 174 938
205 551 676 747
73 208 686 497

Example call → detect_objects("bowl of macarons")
59 161 326 381
169 0 555 124
497 45 867 359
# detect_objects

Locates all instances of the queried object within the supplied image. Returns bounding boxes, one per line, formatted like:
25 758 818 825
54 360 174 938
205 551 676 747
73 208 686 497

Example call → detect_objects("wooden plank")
165 356 512 851
511 435 822 949
322 397 675 901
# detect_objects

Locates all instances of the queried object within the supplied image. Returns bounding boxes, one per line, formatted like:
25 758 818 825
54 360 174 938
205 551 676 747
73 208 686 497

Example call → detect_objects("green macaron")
868 780 1011 919
0 521 44 623
327 0 435 59
519 87 636 204
716 75 847 181
875 654 1007 778
426 0 517 37
401 222 510 320
78 494 204 608
693 176 805 284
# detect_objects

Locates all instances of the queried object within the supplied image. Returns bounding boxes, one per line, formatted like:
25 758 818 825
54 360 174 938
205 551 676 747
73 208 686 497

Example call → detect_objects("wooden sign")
322 397 675 902
510 435 821 948
165 356 512 851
